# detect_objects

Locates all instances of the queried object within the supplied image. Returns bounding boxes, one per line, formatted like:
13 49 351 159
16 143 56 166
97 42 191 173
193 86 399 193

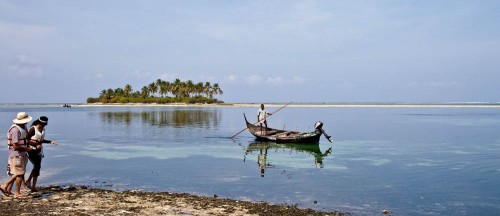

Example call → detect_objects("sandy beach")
71 102 500 109
0 185 345 216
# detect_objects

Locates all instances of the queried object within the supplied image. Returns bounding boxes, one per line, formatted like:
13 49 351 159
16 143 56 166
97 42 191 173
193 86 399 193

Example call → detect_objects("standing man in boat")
257 104 272 135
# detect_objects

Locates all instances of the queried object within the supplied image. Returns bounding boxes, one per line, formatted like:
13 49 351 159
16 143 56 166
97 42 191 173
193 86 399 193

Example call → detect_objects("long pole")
230 102 292 139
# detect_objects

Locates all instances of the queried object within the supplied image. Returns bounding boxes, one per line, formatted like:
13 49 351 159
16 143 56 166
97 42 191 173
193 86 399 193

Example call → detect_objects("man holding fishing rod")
230 102 292 139
258 104 272 135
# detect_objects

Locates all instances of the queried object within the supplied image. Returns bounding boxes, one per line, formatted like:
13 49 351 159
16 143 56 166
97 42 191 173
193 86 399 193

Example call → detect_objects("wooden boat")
243 113 332 144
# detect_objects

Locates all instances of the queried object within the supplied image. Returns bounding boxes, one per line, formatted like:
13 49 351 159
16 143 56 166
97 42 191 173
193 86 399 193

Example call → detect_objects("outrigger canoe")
243 113 332 144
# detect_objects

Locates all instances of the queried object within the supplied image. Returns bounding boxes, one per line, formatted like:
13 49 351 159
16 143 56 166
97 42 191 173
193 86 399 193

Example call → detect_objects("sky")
0 0 499 103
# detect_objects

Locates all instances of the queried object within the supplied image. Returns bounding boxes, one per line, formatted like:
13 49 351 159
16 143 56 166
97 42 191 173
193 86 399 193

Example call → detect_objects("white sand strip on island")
73 102 500 108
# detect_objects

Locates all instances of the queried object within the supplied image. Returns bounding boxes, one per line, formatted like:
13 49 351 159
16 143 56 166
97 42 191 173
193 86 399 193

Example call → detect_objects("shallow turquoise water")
1 105 499 215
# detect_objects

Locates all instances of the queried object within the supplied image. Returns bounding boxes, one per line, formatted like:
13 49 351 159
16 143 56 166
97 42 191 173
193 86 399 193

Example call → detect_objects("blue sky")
0 1 499 103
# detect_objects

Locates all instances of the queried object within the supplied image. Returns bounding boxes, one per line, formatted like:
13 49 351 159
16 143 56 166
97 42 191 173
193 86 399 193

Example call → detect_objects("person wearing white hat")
0 112 34 198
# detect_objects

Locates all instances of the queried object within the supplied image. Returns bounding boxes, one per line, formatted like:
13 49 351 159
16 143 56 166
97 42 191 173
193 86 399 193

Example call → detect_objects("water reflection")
94 109 221 128
244 142 333 177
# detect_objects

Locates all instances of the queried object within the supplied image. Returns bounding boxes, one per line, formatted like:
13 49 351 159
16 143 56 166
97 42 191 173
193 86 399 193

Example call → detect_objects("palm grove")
87 79 223 104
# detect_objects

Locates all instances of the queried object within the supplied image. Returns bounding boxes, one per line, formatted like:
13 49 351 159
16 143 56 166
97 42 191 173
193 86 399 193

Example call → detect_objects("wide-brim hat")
13 112 32 124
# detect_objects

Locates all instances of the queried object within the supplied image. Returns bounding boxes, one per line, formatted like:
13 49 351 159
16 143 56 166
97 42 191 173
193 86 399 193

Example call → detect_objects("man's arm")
12 142 32 152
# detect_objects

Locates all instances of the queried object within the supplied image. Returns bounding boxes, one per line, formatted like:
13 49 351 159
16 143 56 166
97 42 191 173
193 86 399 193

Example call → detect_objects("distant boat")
243 113 332 144
62 104 72 108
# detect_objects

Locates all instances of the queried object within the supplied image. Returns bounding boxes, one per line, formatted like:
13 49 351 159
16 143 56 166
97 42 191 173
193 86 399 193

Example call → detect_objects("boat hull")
244 113 322 144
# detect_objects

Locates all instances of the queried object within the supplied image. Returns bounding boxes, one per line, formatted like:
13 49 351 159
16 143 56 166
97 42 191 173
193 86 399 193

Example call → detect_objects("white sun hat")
13 112 32 124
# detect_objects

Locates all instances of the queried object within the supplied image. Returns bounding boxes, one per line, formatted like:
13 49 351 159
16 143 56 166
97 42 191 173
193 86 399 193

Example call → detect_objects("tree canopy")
87 79 223 104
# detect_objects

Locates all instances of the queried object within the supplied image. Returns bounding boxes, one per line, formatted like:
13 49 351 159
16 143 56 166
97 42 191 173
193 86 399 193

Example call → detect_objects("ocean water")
0 105 499 215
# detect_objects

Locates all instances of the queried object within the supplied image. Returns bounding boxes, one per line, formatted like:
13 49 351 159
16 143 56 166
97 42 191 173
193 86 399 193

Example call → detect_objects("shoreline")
2 102 500 108
64 102 500 108
0 185 345 216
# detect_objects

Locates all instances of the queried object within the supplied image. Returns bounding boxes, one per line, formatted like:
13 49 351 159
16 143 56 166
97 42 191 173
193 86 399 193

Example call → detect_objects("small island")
87 78 223 104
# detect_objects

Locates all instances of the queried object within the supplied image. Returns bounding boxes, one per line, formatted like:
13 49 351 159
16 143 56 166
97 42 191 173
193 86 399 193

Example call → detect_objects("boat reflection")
244 142 333 177
94 109 221 128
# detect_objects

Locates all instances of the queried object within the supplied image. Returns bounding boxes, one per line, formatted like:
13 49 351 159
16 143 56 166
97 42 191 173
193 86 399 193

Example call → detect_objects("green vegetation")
87 78 223 104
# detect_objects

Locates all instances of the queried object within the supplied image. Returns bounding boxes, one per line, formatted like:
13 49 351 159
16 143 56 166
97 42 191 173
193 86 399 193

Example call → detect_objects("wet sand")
0 185 345 216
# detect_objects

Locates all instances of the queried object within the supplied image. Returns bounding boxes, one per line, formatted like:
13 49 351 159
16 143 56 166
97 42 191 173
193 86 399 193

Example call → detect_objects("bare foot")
0 185 9 196
13 193 27 199
21 187 31 194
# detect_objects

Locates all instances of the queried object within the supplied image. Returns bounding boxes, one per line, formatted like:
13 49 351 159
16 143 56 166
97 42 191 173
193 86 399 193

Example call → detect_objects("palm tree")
195 82 203 97
172 79 181 97
186 80 194 97
132 91 141 98
213 83 223 98
105 88 114 102
99 89 107 99
159 81 170 98
114 88 124 97
141 86 149 98
124 84 133 97
204 82 211 98
148 82 158 97
90 77 222 104
156 79 163 87
155 79 163 97
179 81 189 98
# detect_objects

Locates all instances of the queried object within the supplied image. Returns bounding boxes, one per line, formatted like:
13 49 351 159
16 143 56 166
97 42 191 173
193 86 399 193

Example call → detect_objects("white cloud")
0 22 56 42
157 74 217 83
244 75 263 85
225 74 238 82
3 54 43 77
84 73 103 81
232 75 308 86
158 73 179 81
266 76 285 85
0 22 64 60
134 70 151 78
292 76 306 83
197 75 217 82
266 75 308 85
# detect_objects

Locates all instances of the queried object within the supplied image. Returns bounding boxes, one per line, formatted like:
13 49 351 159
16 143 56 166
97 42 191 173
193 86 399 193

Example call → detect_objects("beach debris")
120 210 134 214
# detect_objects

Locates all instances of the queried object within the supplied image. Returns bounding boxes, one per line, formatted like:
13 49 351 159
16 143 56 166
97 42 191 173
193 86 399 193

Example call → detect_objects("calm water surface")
1 105 499 215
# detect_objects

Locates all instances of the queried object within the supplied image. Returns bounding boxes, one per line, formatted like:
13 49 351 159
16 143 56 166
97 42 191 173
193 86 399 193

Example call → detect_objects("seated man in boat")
257 104 272 135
